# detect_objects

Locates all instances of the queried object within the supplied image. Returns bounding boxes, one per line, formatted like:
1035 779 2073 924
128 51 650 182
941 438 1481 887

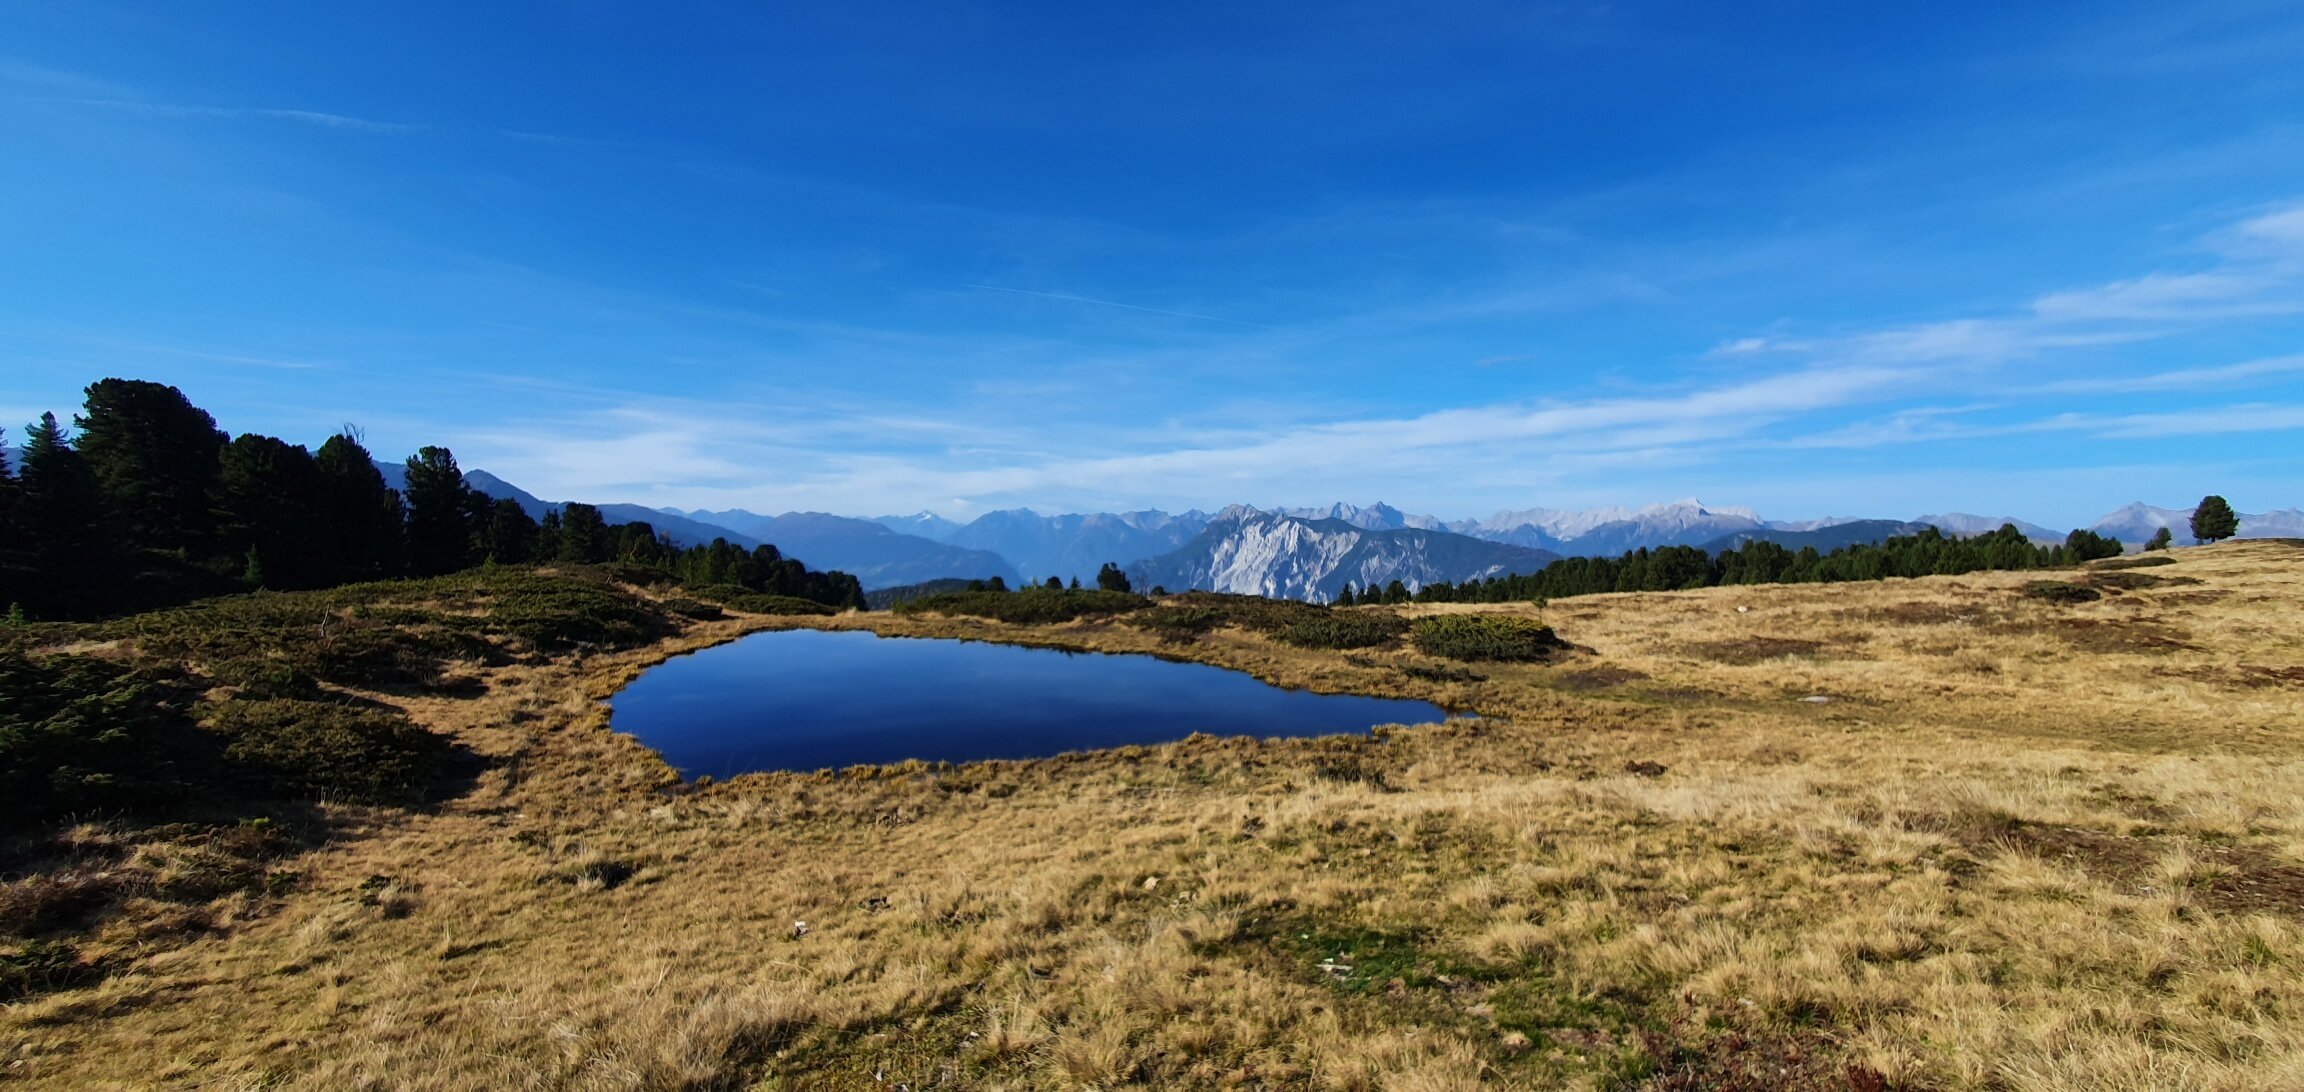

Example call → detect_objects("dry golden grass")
7 541 2304 1089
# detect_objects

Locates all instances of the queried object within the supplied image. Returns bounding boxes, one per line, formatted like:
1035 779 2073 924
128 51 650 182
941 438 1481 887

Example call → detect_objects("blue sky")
2 2 2299 528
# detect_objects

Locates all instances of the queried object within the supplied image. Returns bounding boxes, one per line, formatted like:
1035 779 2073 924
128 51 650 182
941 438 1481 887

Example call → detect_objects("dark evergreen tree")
480 498 539 564
74 379 227 563
2062 528 2124 563
0 427 19 612
556 502 611 563
403 446 475 576
1044 576 1063 590
213 434 327 589
985 575 1009 592
2145 526 2173 552
1095 562 1131 593
2190 495 2239 544
12 414 111 616
534 509 563 562
314 432 403 582
1335 583 1356 606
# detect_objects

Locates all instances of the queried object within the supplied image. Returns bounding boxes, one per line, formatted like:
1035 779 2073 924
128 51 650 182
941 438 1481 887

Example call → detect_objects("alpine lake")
609 628 1459 779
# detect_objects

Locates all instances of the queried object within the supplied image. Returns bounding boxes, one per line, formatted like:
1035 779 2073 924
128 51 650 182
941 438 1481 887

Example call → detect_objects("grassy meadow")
4 542 2303 1089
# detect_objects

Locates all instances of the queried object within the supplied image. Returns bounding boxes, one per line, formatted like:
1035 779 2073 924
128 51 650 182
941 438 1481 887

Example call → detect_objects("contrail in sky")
964 284 1277 329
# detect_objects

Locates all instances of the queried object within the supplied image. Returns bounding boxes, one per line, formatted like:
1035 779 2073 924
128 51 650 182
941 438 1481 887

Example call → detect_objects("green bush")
1129 604 1226 640
0 653 199 827
1142 592 1331 633
204 699 450 805
2022 581 2102 604
1410 615 1566 662
1277 614 1409 650
659 597 725 620
0 940 99 1001
895 588 1146 624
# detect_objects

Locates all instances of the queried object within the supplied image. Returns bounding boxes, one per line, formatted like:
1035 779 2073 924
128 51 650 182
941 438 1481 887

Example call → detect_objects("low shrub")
2022 581 2102 604
1128 605 1226 640
1277 614 1410 650
204 700 450 805
685 585 838 616
2093 555 2177 571
0 939 99 1001
1410 615 1566 662
895 588 1147 624
1151 592 1329 633
659 597 725 620
1 653 200 827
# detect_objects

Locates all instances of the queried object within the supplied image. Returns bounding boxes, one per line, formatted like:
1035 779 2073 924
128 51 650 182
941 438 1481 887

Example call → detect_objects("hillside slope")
7 543 2303 1089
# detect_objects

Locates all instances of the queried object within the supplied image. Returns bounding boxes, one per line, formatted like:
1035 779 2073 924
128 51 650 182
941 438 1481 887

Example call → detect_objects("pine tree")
556 502 611 563
14 414 112 615
480 498 539 564
1335 583 1356 606
315 431 403 582
215 433 327 589
0 427 18 610
404 446 475 576
74 379 227 563
2190 495 2239 544
2144 526 2173 552
1095 562 1131 593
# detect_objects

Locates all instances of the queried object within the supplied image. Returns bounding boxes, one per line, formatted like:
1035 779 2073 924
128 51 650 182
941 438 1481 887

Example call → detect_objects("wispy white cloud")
963 284 1278 329
2093 403 2304 438
38 97 422 134
2024 353 2304 394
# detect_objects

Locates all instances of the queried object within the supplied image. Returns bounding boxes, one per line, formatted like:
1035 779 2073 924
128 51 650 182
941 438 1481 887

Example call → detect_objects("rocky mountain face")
1127 510 1559 602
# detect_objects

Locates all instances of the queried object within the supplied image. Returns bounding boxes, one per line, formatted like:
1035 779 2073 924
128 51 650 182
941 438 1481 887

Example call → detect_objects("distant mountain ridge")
1127 510 1560 602
372 462 761 550
674 509 1020 590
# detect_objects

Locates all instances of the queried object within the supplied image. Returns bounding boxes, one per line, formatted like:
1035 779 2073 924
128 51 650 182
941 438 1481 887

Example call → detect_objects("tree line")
1334 524 2129 605
0 379 861 618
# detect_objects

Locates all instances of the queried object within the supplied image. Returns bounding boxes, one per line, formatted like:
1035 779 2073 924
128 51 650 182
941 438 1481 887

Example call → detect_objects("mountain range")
1128 507 1560 601
357 458 2299 597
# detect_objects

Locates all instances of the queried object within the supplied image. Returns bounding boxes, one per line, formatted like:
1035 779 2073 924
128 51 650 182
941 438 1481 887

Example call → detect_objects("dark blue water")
609 628 1453 778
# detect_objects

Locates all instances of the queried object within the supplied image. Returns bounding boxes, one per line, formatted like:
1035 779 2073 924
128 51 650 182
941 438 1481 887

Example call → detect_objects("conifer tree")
404 446 475 575
214 433 327 589
2190 495 2239 544
480 498 539 564
1095 562 1131 593
2144 526 2173 552
315 431 404 582
0 427 18 610
556 502 611 563
13 414 111 615
74 379 227 563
